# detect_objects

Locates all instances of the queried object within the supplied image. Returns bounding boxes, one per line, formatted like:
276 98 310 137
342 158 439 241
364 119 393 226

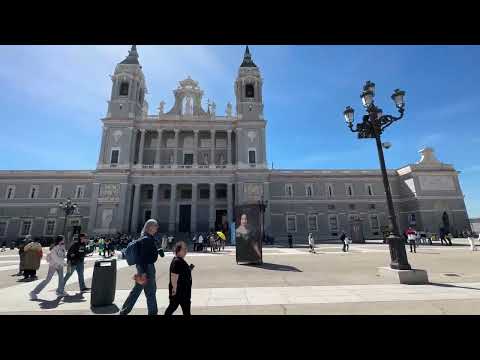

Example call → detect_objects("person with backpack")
119 219 164 316
164 241 194 316
59 233 90 294
30 235 67 299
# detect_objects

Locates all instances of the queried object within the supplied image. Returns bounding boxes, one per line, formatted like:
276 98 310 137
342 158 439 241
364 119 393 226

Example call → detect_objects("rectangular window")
286 215 297 232
119 82 129 96
367 184 374 196
52 185 62 199
181 189 192 199
328 204 335 210
308 215 318 232
328 215 339 232
110 149 120 165
164 189 171 200
346 184 354 197
369 204 376 210
216 188 227 199
306 184 313 197
70 219 80 227
248 150 256 164
45 220 56 236
20 220 32 236
75 185 85 199
285 184 293 198
370 215 380 231
409 213 416 225
146 189 153 200
349 215 356 223
6 186 15 200
199 189 210 199
0 221 7 236
326 183 334 198
30 185 39 199
183 153 193 165
349 204 355 210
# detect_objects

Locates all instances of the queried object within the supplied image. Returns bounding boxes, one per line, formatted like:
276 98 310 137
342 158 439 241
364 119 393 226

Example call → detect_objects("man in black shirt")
164 241 193 316
59 233 89 293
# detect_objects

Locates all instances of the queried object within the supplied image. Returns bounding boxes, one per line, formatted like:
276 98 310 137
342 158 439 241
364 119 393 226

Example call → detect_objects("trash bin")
91 259 117 308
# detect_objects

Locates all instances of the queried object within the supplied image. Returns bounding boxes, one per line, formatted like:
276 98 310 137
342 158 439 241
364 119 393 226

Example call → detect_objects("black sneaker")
81 287 91 292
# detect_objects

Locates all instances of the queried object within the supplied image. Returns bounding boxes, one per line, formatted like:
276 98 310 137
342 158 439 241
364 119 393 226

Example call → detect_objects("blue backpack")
123 238 141 266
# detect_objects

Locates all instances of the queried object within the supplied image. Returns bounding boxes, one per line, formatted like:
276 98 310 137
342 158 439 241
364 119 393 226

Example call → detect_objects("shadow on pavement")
90 304 120 314
243 262 302 272
34 292 86 310
429 282 480 291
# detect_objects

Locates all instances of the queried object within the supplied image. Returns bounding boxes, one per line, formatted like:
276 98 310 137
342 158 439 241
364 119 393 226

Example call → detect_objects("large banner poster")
235 205 263 264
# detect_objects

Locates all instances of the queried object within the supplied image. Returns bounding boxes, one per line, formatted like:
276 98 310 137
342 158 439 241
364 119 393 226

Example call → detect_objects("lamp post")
58 198 78 245
343 81 411 270
258 196 268 244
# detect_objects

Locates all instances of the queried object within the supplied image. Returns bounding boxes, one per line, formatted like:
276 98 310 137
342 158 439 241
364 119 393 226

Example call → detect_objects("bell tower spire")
235 45 263 120
106 45 148 120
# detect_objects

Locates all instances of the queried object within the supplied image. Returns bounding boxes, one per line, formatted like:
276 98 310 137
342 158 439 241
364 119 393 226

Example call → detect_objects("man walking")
164 241 193 316
288 233 293 248
59 233 90 294
308 233 316 254
340 231 347 252
406 227 417 253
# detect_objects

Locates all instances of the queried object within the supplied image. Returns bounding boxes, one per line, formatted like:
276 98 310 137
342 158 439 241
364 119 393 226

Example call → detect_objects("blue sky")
0 45 479 217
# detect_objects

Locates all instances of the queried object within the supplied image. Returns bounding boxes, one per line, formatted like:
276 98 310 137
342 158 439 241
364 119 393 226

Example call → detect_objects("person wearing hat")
22 237 43 281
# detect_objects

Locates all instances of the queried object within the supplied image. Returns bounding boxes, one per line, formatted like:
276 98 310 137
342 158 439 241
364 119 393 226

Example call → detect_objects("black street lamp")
58 198 78 242
343 81 411 270
258 196 268 244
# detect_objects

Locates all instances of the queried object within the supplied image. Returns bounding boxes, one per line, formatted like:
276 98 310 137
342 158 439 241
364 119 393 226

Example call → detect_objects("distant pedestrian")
467 231 477 251
198 233 204 252
59 233 90 294
164 241 193 316
308 233 316 253
23 238 43 281
192 234 198 252
406 227 417 253
16 236 30 276
30 235 67 299
288 233 293 248
340 231 347 252
344 236 351 252
168 235 174 250
161 234 168 250
120 219 162 316
439 228 448 246
446 233 453 246
1 241 6 252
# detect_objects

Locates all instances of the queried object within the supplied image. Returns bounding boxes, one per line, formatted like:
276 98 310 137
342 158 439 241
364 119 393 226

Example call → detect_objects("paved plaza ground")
0 239 479 315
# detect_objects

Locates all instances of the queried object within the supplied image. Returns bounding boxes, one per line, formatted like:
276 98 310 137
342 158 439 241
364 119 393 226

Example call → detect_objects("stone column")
151 184 159 220
174 129 180 166
227 182 233 226
191 183 197 233
130 129 138 164
193 130 199 166
97 127 107 166
227 130 232 165
120 183 131 232
88 183 100 233
210 129 215 167
130 184 142 234
263 182 271 235
155 129 162 167
209 182 215 230
169 184 177 232
138 129 146 166
116 183 129 232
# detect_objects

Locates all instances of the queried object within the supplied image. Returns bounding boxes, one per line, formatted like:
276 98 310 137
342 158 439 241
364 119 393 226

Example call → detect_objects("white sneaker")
29 291 37 300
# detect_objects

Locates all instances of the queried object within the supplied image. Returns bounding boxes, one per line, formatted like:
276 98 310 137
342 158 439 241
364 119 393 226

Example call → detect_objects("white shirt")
198 235 204 244
308 234 314 246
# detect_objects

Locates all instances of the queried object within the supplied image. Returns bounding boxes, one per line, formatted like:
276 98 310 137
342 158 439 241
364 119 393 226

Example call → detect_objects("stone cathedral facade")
0 46 471 245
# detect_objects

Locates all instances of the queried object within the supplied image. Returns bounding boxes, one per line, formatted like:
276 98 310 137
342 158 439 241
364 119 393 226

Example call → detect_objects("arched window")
119 82 129 96
245 84 254 98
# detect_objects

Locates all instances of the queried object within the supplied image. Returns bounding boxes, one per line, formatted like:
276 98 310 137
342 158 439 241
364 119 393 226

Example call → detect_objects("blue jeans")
32 266 64 295
120 263 157 315
59 261 86 292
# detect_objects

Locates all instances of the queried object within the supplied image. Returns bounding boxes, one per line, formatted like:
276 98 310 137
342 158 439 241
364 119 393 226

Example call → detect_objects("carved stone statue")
203 153 209 165
211 101 216 116
158 101 165 114
226 102 232 117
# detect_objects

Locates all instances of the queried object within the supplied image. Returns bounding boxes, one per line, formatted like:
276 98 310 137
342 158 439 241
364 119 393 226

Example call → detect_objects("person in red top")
406 227 417 253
